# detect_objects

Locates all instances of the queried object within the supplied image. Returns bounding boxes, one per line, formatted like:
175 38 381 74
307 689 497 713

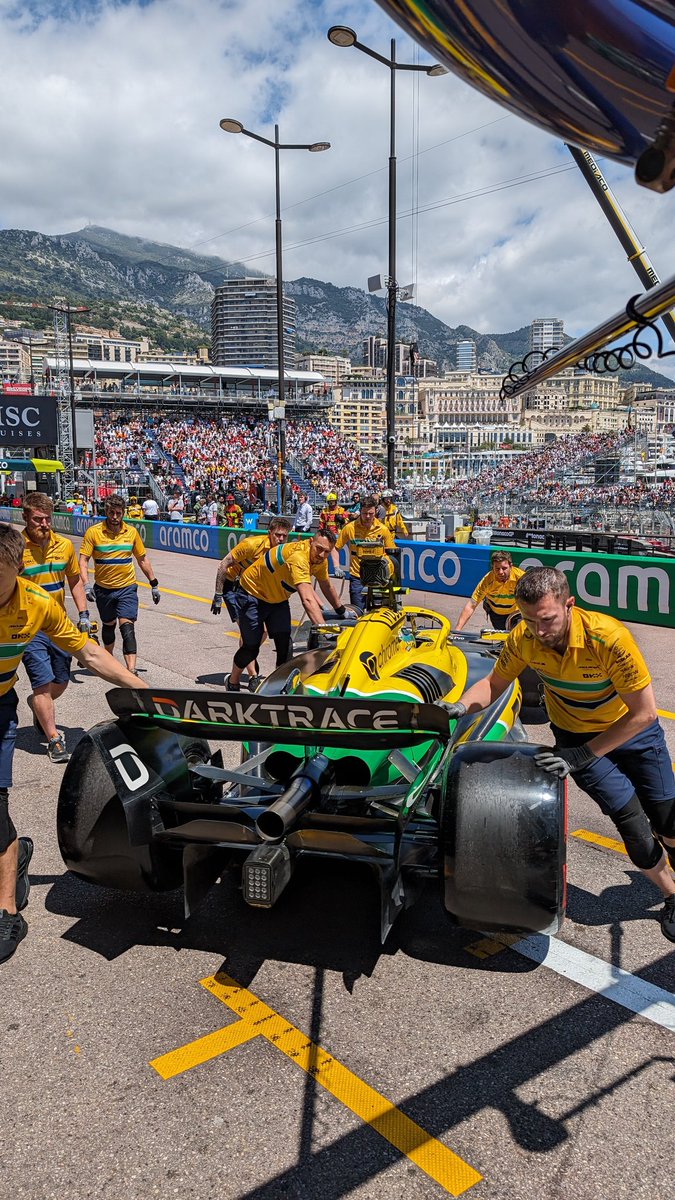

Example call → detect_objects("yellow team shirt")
336 517 396 579
80 521 146 590
494 606 651 733
240 539 329 604
21 529 80 611
383 503 408 537
0 577 88 697
225 533 273 582
472 565 525 616
126 504 143 520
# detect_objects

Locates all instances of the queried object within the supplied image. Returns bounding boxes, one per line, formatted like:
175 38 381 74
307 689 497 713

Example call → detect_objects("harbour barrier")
2 508 672 628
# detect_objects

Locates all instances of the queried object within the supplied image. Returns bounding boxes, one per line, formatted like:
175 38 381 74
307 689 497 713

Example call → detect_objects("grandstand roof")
44 358 327 386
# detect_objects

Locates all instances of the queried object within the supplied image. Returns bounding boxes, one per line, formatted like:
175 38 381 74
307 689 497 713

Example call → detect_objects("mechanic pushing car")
454 550 525 633
21 492 92 764
445 566 675 941
211 515 293 690
225 529 349 691
0 523 147 964
79 493 161 676
336 494 397 612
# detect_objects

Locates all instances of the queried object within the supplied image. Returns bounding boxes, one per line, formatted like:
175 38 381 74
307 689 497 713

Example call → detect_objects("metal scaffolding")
52 301 76 493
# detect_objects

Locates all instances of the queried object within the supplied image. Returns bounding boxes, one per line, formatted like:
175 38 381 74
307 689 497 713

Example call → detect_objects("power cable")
190 115 510 251
229 163 577 267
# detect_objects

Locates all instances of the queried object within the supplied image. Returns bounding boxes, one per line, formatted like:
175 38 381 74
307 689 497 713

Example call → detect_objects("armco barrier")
1 508 672 627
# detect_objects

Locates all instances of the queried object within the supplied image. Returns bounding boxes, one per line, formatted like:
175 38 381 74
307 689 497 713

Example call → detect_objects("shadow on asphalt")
44 858 539 984
15 725 87 755
40 860 675 1185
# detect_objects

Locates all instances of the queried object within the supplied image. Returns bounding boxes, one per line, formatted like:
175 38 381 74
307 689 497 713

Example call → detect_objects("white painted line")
509 933 675 1033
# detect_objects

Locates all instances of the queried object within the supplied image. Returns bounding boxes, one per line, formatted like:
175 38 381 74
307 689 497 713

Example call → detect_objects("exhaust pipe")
256 753 334 842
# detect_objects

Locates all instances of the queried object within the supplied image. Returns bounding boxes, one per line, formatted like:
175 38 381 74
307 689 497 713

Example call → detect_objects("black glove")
534 744 597 779
211 593 223 616
334 605 346 619
149 577 160 605
442 701 467 721
85 584 96 604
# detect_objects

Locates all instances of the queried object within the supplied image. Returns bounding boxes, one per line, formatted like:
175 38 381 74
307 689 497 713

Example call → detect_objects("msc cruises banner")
0 508 672 628
0 396 58 446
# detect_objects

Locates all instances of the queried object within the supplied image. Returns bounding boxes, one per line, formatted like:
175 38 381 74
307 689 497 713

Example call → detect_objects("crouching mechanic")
21 492 93 763
211 516 292 688
79 494 160 675
335 495 397 612
454 550 525 632
444 567 675 941
0 523 148 964
226 529 348 691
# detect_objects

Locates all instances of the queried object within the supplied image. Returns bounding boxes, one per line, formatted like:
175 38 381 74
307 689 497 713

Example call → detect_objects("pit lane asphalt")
2 538 674 1200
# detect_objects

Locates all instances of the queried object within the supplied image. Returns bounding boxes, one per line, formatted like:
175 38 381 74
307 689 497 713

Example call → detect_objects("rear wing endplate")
107 688 451 749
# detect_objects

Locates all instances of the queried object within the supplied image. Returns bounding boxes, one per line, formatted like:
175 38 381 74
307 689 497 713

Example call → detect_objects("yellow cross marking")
150 972 482 1196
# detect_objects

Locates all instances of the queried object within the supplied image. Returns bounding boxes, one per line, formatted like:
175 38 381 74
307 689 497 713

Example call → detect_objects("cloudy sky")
2 0 675 342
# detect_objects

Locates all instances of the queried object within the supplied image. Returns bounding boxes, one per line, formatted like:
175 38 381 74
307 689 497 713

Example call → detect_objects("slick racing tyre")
57 723 209 892
440 742 566 935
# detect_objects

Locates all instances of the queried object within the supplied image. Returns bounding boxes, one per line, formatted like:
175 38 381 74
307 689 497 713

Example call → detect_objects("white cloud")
1 0 674 354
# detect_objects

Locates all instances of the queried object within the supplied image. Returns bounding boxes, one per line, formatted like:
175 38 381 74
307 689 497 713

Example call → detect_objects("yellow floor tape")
151 972 482 1196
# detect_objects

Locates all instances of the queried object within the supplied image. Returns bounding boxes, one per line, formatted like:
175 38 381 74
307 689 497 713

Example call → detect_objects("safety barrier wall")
1 508 672 627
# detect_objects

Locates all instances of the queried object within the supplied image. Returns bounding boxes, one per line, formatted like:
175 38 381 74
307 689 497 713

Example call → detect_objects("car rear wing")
106 688 451 749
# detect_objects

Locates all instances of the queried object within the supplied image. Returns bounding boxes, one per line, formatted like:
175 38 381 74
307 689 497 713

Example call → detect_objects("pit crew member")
79 493 160 675
319 493 349 577
211 516 292 689
126 496 143 520
336 495 397 612
226 530 347 691
0 522 147 965
454 550 525 632
21 493 92 763
381 489 409 538
445 567 675 942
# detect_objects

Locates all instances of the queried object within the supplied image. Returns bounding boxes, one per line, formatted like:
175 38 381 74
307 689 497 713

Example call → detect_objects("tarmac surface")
2 536 674 1200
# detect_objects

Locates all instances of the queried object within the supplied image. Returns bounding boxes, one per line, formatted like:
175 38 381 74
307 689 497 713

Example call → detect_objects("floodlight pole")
327 26 446 489
219 119 330 513
386 40 398 491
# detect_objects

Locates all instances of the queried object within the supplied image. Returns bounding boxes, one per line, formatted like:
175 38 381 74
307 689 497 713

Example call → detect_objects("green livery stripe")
96 543 133 553
537 671 613 693
22 561 68 576
0 642 29 658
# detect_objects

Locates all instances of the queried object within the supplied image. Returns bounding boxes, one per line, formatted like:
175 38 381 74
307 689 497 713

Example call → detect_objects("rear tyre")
57 728 186 892
440 742 566 934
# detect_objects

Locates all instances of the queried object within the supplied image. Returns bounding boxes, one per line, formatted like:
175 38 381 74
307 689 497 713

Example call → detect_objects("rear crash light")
242 844 292 908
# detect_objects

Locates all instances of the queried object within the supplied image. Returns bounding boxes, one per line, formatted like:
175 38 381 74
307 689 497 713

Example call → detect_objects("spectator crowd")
90 416 675 524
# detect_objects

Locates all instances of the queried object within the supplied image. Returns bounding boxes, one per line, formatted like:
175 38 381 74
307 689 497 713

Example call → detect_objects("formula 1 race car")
57 602 565 941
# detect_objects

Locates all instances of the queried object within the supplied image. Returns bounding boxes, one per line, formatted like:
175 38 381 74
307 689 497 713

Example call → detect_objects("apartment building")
211 278 297 369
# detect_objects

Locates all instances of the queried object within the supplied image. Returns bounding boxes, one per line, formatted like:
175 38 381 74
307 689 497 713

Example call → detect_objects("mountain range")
0 224 671 387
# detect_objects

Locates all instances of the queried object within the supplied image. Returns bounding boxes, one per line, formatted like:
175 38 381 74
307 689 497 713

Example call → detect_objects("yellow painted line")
137 579 302 624
138 602 199 626
151 1016 260 1079
150 972 482 1196
138 580 211 603
572 828 627 856
658 708 675 722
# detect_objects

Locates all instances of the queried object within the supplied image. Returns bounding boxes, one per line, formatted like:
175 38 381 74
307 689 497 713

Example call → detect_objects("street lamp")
219 118 330 512
327 25 447 489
